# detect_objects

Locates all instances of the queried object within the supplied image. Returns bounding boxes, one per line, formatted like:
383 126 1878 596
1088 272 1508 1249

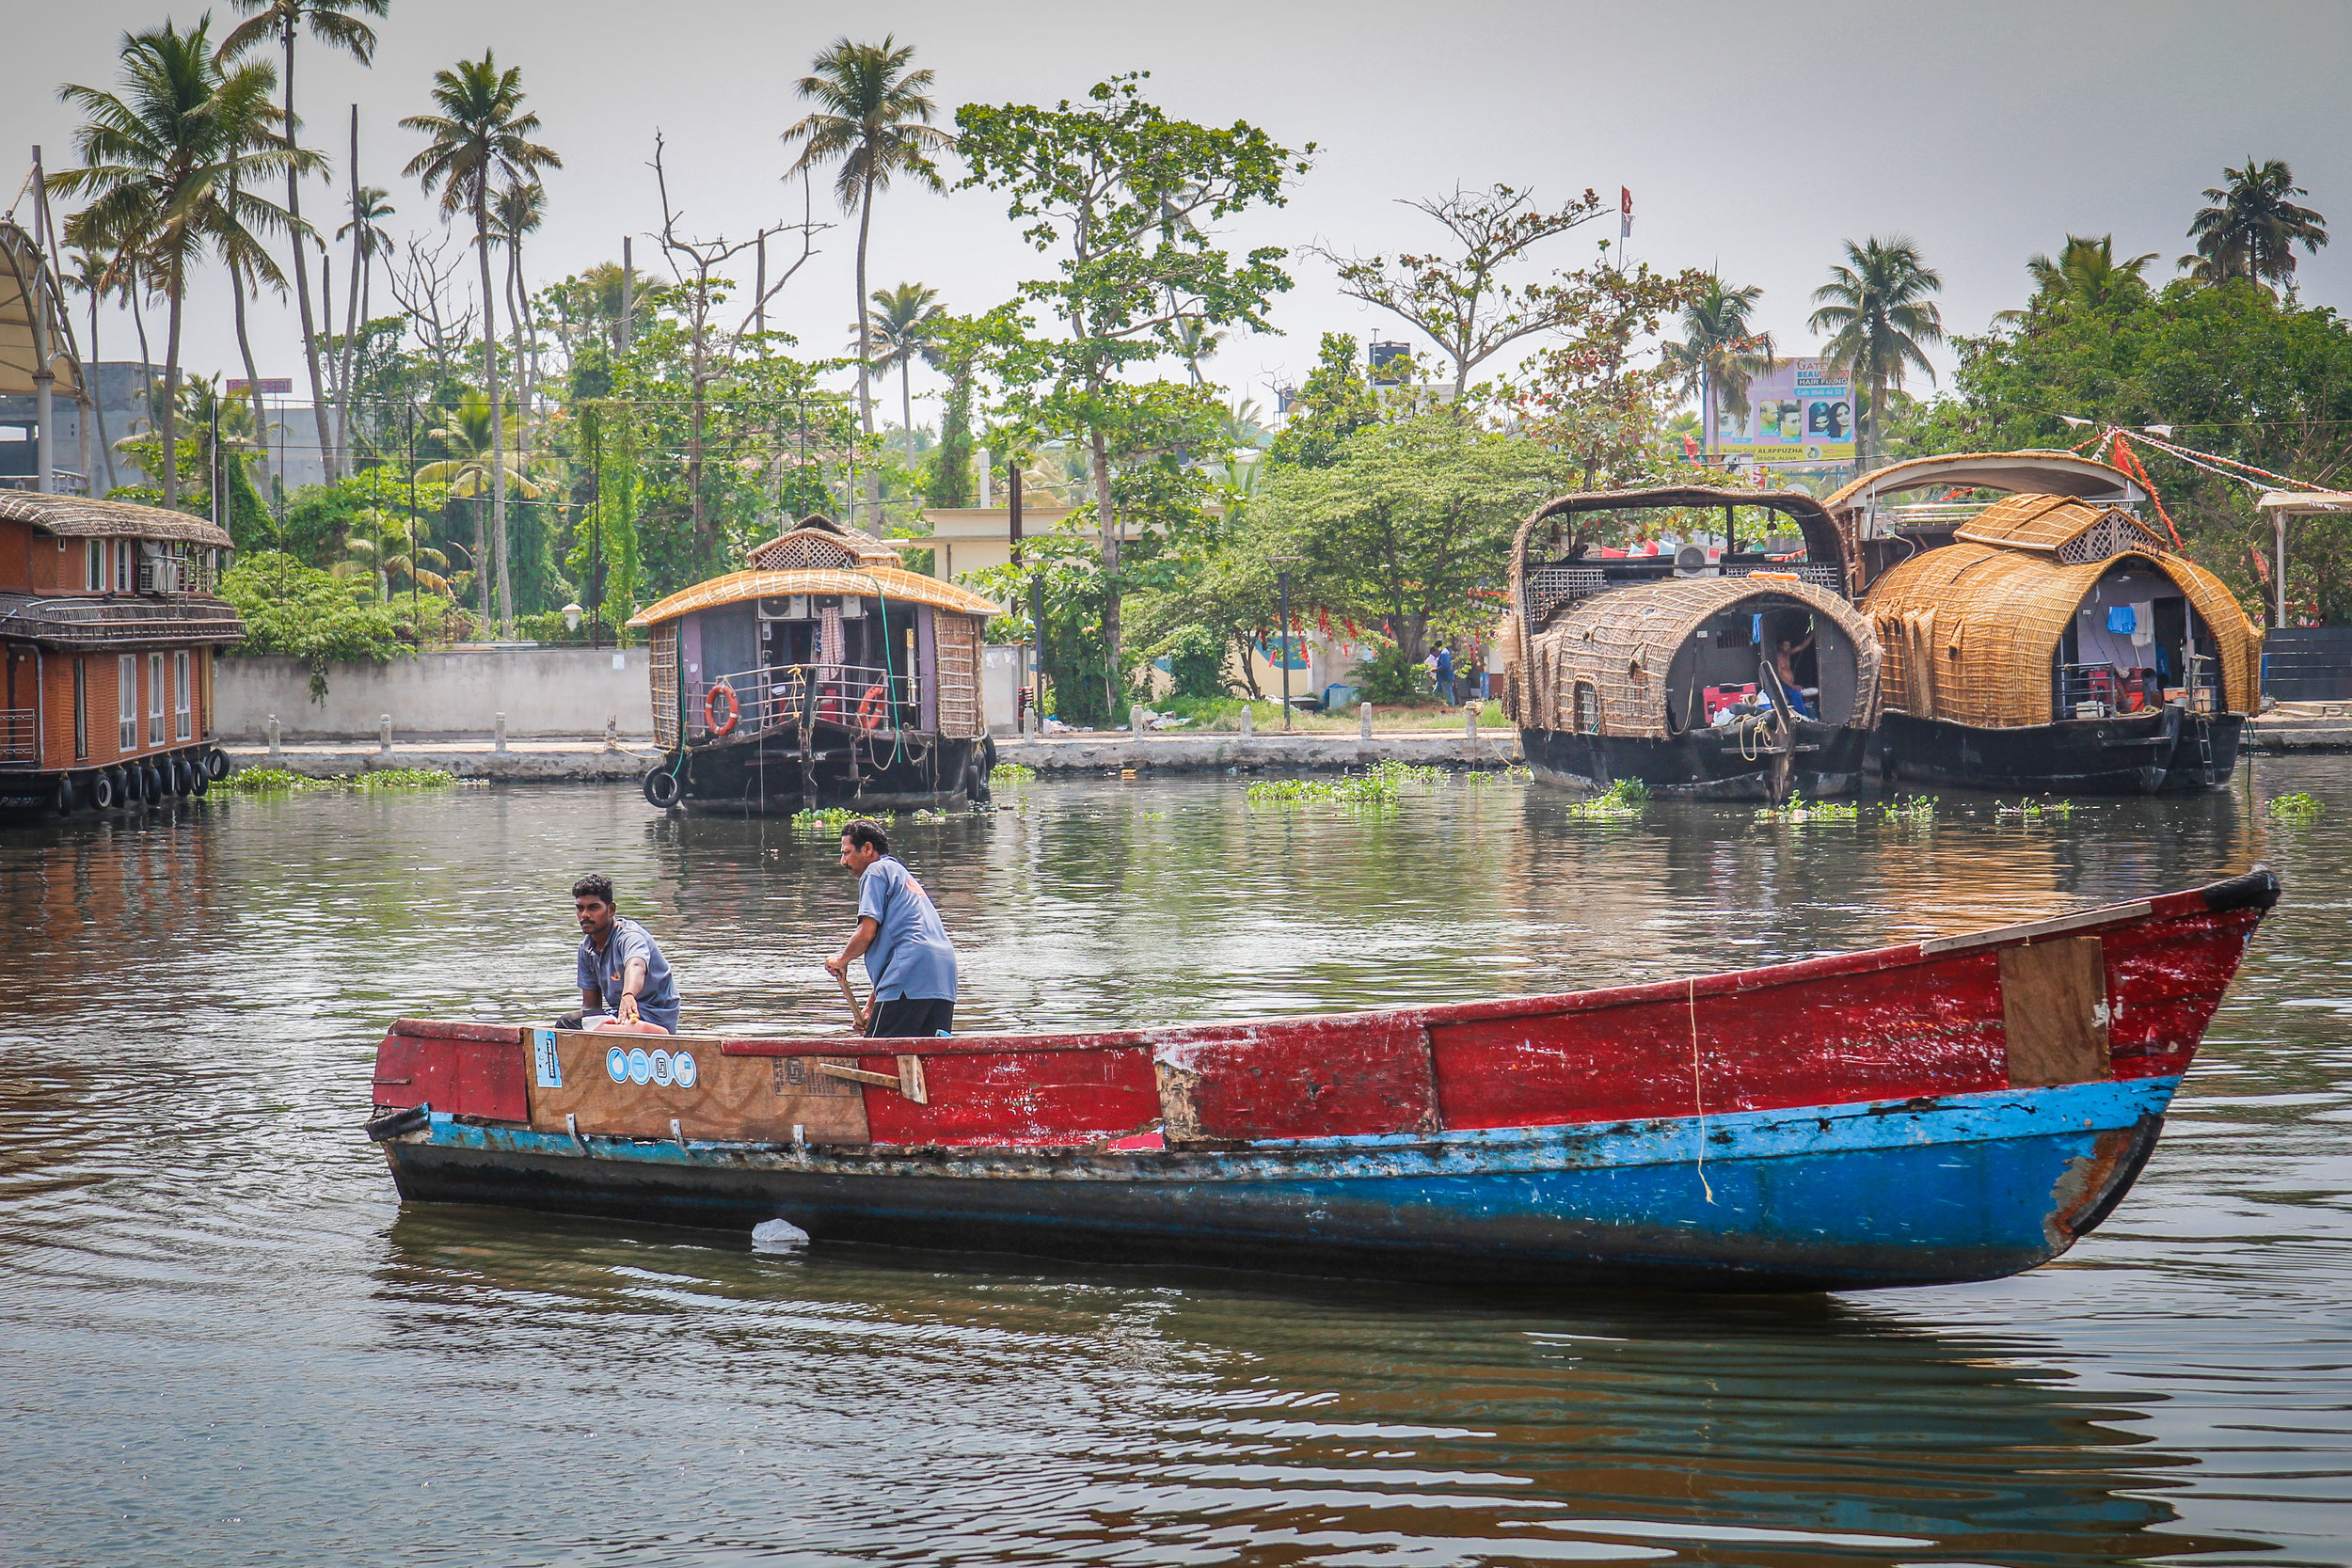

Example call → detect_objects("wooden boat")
628 514 1000 815
1829 452 2262 794
366 869 2278 1291
1500 486 1881 800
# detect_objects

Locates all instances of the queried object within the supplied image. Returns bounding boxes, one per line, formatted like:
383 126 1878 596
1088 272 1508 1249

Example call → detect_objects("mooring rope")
1689 977 1715 1205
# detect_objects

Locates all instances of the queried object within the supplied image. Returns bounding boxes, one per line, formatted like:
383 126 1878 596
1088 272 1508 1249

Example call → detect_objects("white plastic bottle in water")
751 1218 810 1252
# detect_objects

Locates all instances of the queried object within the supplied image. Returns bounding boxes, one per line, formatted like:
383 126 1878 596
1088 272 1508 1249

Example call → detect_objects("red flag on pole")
1620 187 1632 243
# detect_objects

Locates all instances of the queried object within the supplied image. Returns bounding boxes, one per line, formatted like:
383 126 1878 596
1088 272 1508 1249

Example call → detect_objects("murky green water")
2 763 2347 1567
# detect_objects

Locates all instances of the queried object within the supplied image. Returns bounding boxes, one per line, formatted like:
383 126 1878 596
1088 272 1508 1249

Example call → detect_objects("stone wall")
215 648 655 739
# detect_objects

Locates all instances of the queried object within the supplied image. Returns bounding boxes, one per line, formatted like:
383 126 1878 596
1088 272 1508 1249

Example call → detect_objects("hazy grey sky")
11 0 2351 423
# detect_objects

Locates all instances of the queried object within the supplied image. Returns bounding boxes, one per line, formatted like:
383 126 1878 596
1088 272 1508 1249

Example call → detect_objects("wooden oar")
834 969 868 1034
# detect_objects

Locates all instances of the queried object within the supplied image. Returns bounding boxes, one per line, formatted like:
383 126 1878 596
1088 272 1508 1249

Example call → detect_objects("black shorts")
867 996 954 1038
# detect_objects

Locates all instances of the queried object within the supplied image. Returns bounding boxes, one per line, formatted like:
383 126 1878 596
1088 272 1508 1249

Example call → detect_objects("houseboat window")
149 653 165 745
174 652 192 741
119 655 137 751
73 659 87 759
116 542 132 594
86 540 103 591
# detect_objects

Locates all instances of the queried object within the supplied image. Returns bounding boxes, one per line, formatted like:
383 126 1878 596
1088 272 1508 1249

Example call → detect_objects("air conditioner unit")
758 594 810 620
839 595 866 619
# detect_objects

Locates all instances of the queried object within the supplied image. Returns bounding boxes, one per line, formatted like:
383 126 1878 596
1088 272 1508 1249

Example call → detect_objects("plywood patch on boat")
1153 1017 1439 1144
527 1033 869 1143
2000 937 2111 1087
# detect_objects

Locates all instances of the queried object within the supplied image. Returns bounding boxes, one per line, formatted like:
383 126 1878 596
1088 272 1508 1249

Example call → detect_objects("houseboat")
628 515 1000 815
1500 485 1882 800
1830 452 2262 794
0 491 243 816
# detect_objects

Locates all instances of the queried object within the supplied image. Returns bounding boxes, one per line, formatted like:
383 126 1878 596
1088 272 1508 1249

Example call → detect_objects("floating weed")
1247 768 1403 807
1565 779 1649 820
1879 796 1938 824
1755 791 1859 823
225 767 458 793
988 762 1038 785
1994 798 2075 819
2268 792 2325 823
790 806 886 832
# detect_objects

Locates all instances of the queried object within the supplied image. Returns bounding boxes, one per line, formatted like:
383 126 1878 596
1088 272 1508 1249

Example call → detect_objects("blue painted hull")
384 1076 2178 1291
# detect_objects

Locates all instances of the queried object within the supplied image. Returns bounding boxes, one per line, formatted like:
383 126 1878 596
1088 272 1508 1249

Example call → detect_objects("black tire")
204 747 230 781
168 758 189 796
145 764 165 802
189 765 209 798
55 776 77 815
91 769 117 810
643 767 683 809
118 765 139 804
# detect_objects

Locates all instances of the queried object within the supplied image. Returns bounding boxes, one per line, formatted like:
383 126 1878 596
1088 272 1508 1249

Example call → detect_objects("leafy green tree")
2184 158 2328 287
1267 333 1380 471
921 313 979 508
1809 235 1945 467
52 16 311 510
2024 234 2156 314
1661 275 1776 424
1309 183 1606 397
222 0 390 482
222 550 417 699
402 50 562 634
957 73 1310 709
782 36 953 467
1248 413 1550 665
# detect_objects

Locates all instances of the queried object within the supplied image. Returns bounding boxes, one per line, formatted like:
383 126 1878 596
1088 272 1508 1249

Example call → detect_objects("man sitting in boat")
824 820 957 1038
565 874 682 1034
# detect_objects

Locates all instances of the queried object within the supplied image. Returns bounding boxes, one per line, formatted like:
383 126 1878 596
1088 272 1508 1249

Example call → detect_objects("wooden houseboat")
1500 486 1882 800
366 869 2280 1291
0 492 243 816
1829 453 2263 794
628 515 1000 815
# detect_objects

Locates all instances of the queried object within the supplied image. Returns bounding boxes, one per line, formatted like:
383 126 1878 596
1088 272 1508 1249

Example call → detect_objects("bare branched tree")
384 230 473 384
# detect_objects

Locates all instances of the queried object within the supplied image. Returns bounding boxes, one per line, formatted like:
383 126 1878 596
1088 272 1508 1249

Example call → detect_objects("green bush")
1152 623 1231 699
221 552 416 702
1352 641 1432 704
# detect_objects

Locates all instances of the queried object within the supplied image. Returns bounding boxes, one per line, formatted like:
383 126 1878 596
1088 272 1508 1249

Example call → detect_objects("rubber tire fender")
644 768 684 809
204 747 230 782
55 775 76 815
189 764 209 798
91 769 118 810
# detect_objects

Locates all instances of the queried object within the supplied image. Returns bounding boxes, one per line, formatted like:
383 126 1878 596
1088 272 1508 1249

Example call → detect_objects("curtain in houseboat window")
149 653 165 745
118 655 137 751
173 652 192 740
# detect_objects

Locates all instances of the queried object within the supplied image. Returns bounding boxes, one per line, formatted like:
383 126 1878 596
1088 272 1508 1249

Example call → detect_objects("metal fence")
696 663 922 739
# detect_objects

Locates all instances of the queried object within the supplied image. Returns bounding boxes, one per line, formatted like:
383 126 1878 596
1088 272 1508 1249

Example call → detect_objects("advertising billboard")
1706 357 1854 467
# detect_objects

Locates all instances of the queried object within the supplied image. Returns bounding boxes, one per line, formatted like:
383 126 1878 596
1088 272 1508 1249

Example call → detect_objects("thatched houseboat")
1857 487 2261 793
1500 487 1882 800
628 515 999 815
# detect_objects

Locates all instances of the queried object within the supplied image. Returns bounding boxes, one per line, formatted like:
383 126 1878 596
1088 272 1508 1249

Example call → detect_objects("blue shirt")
858 856 958 1002
576 916 681 1032
1435 649 1454 680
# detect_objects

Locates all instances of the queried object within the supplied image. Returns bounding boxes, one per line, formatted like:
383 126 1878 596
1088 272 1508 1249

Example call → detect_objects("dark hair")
571 874 615 906
841 819 889 854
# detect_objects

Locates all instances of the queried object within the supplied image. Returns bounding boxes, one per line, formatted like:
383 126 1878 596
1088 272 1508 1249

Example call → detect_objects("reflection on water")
1 762 2346 1566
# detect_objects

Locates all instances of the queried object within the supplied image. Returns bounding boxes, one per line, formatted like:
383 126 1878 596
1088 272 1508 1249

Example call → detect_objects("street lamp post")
1269 555 1303 731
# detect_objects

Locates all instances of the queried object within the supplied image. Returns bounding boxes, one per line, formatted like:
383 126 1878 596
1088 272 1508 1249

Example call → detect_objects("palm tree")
418 388 542 612
2022 233 2157 316
855 282 944 433
337 506 452 601
492 180 547 436
1808 236 1945 468
335 181 393 460
402 52 561 635
221 0 389 483
51 17 310 511
782 34 953 520
59 249 121 491
2184 158 2328 287
1661 276 1778 433
1176 319 1224 386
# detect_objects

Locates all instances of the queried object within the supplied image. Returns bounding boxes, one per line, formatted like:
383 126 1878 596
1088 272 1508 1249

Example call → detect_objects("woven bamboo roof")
628 565 1000 628
1950 494 2169 556
0 490 232 546
1865 545 2260 725
744 515 904 570
1821 451 2141 517
1517 486 1851 596
1530 575 1880 739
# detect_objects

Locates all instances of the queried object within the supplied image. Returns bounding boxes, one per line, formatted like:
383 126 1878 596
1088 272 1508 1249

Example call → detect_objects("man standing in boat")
826 820 957 1037
567 874 682 1034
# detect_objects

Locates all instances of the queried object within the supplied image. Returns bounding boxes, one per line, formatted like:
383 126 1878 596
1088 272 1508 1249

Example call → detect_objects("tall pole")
406 400 418 622
31 145 53 496
590 403 603 648
1279 569 1293 730
2276 508 2288 629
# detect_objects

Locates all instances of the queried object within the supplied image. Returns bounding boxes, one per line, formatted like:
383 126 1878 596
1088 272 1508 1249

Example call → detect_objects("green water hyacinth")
2267 792 2325 822
1565 779 1649 820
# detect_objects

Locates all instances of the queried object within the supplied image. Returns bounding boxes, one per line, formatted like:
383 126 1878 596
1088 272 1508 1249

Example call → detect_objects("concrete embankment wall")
215 649 655 740
993 730 1523 772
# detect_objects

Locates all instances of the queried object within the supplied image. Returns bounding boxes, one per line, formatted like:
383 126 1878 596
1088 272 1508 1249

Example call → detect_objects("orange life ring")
857 684 888 730
705 681 740 736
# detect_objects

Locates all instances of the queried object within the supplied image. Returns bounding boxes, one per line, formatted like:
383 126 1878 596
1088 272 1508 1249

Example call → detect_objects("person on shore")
1433 644 1456 706
826 820 957 1037
563 874 682 1034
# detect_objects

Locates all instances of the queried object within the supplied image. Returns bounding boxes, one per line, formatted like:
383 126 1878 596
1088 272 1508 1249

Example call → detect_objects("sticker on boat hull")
651 1050 675 1086
674 1052 698 1087
627 1047 653 1085
606 1045 629 1084
532 1030 563 1088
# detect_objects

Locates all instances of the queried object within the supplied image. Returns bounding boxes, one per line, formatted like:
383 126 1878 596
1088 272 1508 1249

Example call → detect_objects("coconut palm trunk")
161 265 184 509
278 24 337 483
855 168 880 530
474 189 509 633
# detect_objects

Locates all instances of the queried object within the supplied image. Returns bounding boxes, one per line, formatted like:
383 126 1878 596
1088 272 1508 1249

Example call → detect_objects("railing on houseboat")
2057 656 2224 719
691 663 924 740
0 709 38 767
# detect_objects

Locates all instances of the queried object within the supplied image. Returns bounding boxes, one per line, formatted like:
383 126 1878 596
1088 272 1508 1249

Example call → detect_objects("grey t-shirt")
576 916 682 1032
858 856 958 1002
